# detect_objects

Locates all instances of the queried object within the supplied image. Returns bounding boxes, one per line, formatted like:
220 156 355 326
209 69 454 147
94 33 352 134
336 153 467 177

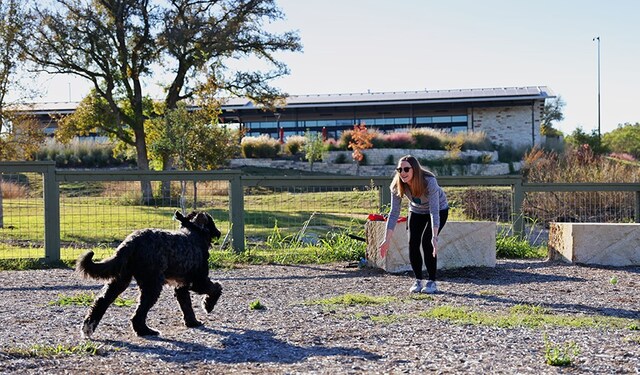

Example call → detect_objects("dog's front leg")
191 278 223 314
174 286 202 328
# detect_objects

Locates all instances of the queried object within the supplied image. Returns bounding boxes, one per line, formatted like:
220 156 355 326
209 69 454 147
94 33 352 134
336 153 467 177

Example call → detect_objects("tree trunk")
133 128 153 203
160 153 173 205
0 181 4 229
179 180 187 214
192 180 198 210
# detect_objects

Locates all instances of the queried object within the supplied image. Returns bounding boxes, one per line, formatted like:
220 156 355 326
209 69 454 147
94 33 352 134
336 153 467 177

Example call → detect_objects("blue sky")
37 0 639 135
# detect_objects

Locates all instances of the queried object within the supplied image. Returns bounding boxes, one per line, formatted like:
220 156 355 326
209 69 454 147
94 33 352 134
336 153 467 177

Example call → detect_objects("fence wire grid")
1 167 639 261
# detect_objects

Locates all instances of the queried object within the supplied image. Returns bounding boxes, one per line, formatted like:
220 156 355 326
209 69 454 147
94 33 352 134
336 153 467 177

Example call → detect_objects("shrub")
384 154 395 165
496 231 546 258
609 152 637 162
241 135 281 158
383 132 415 148
0 181 29 199
338 130 354 150
497 143 529 163
284 135 306 156
410 128 446 150
460 131 493 151
520 146 640 224
333 153 348 164
34 139 135 168
324 138 342 151
369 132 384 148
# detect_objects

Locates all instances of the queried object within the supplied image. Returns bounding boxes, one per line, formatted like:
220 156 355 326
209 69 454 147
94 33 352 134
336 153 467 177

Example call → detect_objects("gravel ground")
0 259 638 374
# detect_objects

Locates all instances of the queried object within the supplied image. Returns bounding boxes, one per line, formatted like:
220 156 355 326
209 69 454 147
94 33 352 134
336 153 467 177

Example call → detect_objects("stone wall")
229 147 521 176
470 101 543 148
325 149 498 164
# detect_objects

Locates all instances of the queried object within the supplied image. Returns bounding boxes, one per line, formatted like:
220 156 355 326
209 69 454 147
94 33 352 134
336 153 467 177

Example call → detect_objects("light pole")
593 36 601 141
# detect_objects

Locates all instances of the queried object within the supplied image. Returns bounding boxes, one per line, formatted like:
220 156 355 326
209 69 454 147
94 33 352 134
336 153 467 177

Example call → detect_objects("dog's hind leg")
174 286 202 328
82 276 131 339
130 275 163 336
192 278 223 314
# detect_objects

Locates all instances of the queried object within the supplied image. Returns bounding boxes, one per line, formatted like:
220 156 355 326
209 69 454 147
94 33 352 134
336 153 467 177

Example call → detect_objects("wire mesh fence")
1 163 639 262
0 172 46 259
56 179 231 261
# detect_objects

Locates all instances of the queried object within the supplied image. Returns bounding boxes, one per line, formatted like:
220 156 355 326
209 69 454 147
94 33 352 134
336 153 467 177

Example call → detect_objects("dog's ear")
205 213 221 239
193 212 209 228
173 210 185 221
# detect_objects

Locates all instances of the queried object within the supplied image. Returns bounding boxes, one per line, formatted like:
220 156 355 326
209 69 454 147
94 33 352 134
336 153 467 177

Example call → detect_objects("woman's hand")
431 236 438 257
379 239 390 258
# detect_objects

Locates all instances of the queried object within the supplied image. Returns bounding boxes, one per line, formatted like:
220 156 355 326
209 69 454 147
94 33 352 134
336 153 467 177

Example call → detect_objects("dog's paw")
81 320 96 339
131 322 160 337
202 293 221 313
133 326 160 337
185 319 203 328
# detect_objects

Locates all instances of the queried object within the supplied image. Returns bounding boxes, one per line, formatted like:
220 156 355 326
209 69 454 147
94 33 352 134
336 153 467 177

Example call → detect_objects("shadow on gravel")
216 264 387 283
0 284 99 292
436 260 640 320
442 290 640 319
103 325 381 365
440 261 587 286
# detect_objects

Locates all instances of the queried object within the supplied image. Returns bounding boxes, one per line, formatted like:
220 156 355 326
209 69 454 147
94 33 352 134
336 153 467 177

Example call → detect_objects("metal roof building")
220 86 554 147
20 85 554 148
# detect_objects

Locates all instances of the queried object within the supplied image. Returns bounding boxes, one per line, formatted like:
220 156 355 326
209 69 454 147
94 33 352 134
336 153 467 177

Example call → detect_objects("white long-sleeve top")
385 175 449 232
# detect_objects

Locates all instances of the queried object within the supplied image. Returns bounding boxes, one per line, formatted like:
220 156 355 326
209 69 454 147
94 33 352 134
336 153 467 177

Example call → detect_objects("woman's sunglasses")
396 167 412 173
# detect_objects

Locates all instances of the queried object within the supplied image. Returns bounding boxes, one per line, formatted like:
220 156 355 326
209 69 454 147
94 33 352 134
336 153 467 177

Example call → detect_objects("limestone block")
548 223 640 266
365 220 496 273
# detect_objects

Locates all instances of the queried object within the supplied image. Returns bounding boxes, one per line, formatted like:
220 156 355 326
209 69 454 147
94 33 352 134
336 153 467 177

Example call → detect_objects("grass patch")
544 333 580 366
49 292 135 307
477 289 505 296
419 304 638 329
303 293 397 306
496 232 547 258
409 293 434 301
0 258 71 271
4 341 108 358
249 299 265 310
625 335 640 344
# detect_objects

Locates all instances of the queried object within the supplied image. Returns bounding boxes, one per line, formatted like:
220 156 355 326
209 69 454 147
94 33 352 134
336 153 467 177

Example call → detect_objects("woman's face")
396 160 414 183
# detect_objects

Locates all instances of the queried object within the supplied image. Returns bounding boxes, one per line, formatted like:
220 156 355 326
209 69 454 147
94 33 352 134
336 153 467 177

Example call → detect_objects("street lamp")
593 36 601 140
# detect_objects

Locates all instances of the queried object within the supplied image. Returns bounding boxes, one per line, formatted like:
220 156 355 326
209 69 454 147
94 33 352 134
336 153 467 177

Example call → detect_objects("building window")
242 114 468 138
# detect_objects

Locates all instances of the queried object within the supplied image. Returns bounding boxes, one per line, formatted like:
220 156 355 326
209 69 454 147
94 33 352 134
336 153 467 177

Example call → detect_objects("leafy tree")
541 96 565 136
602 122 640 159
0 0 44 228
348 123 374 175
564 127 609 155
149 102 241 210
302 131 324 171
149 102 240 171
21 0 301 200
0 0 40 159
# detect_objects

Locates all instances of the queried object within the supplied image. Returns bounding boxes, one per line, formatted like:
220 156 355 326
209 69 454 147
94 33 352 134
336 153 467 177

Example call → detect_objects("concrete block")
365 220 496 273
548 223 640 266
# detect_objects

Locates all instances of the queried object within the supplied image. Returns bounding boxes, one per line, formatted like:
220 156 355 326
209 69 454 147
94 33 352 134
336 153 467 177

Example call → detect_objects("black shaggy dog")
76 210 222 338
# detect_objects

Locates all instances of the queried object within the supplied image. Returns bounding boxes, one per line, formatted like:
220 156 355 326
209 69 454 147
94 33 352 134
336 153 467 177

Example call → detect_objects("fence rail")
1 161 639 262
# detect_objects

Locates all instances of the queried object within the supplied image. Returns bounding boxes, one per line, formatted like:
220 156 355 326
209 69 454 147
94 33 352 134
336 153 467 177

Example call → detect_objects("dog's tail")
76 249 129 280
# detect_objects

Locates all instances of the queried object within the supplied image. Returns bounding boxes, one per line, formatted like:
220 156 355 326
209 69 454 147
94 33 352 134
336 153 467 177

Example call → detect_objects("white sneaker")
409 279 423 293
422 280 438 294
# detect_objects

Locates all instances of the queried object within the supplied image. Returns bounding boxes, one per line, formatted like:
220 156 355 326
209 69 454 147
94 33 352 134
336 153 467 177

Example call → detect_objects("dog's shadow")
102 325 381 364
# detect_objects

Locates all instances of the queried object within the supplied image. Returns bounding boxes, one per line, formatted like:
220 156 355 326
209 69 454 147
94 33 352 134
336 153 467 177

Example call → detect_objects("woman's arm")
380 191 402 257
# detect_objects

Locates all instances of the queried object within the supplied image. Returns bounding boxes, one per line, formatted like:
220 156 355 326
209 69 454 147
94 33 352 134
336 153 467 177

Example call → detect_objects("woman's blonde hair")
390 155 435 197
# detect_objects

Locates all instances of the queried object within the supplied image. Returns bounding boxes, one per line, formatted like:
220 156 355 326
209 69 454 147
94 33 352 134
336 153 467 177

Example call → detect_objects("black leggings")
407 209 449 281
